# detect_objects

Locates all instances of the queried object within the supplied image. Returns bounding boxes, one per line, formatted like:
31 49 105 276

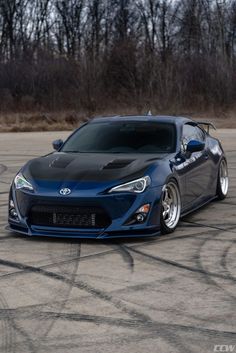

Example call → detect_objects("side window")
182 124 205 152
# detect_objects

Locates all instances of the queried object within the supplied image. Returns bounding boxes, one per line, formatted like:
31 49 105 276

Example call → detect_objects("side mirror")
52 139 63 151
186 140 205 153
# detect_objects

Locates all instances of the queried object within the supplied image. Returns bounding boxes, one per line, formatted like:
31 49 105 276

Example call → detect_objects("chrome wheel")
162 182 181 230
219 159 229 196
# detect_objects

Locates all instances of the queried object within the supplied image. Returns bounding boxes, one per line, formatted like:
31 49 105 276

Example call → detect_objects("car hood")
22 152 167 186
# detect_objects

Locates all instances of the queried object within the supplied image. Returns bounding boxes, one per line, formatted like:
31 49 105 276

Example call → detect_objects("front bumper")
8 185 163 239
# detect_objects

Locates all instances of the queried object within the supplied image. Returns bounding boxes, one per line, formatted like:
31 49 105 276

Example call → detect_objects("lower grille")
29 205 111 228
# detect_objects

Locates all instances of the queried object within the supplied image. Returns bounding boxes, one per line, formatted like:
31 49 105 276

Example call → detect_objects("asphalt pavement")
0 130 235 353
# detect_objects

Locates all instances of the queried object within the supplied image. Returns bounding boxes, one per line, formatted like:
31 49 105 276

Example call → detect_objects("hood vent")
50 156 75 169
103 159 135 170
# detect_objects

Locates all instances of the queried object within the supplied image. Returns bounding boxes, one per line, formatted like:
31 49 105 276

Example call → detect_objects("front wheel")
216 159 229 200
161 180 181 234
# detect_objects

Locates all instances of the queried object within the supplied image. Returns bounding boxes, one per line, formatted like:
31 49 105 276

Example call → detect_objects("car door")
180 123 212 209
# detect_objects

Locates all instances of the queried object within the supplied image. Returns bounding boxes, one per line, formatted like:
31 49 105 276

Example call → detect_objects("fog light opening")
136 213 145 223
9 200 19 221
125 203 151 225
10 209 18 219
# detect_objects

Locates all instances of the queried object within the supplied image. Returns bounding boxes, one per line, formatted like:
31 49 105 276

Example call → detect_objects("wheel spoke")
162 182 181 230
163 189 168 202
163 210 169 218
167 196 172 204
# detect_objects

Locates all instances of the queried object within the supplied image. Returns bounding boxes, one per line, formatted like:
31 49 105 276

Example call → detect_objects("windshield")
61 121 176 154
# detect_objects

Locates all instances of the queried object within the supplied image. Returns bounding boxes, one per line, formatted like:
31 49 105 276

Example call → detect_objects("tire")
216 158 229 200
161 180 181 234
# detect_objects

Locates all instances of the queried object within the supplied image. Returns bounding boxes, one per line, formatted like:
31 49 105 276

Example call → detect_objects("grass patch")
0 112 88 132
0 109 235 132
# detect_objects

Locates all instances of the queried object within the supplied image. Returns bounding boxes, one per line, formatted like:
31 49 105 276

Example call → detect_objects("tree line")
0 0 235 114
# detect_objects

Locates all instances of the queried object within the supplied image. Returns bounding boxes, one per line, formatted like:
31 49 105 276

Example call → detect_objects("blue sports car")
8 115 228 239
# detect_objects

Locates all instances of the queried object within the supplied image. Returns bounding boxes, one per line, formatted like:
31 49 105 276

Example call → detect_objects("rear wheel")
217 159 229 200
161 180 181 234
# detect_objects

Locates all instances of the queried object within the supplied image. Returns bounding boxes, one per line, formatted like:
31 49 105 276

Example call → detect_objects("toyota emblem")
59 188 71 196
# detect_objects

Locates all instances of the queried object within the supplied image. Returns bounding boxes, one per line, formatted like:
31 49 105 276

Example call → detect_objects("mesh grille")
29 205 111 228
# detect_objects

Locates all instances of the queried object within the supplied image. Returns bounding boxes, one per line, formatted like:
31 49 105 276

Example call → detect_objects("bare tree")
55 0 84 57
0 0 235 113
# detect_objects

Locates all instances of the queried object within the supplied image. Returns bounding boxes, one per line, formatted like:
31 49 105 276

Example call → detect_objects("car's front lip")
7 223 160 239
8 183 163 239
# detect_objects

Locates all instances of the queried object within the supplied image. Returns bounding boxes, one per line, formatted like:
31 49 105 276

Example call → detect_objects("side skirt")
180 195 217 218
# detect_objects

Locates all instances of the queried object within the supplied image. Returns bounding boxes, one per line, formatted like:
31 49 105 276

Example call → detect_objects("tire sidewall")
217 158 228 200
160 179 181 234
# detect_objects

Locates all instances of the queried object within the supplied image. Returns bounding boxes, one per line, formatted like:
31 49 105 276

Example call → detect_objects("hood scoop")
49 156 75 169
103 159 135 170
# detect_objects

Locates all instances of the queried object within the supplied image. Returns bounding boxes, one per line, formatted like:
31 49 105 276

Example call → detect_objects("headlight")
14 173 34 191
109 176 151 194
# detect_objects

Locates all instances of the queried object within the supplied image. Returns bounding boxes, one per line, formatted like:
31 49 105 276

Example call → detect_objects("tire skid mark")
41 242 81 339
0 211 235 347
182 220 236 233
0 332 187 353
0 248 117 280
0 257 151 322
47 242 80 277
0 292 37 353
0 246 131 281
107 242 134 272
194 230 231 290
0 293 14 353
0 164 7 176
123 245 236 283
0 229 217 280
0 277 162 315
2 332 182 353
221 243 236 280
126 235 236 326
156 227 217 242
0 254 184 353
0 226 223 280
202 237 236 243
0 310 235 339
194 230 236 306
0 242 81 348
0 181 10 186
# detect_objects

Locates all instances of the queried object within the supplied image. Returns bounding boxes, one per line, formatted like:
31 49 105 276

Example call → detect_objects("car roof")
90 115 193 126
